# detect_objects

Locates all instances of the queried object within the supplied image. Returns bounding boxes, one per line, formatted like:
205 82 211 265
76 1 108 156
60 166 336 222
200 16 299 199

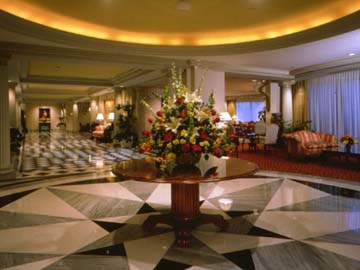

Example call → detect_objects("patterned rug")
236 145 360 182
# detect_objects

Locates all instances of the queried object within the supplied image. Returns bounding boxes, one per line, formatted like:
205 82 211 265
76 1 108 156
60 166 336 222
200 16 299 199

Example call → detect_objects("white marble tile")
50 183 142 202
255 211 360 240
200 200 231 220
1 188 87 219
146 184 171 206
2 256 65 270
264 179 329 210
302 240 360 261
124 232 174 270
193 230 292 254
0 221 108 254
207 178 282 199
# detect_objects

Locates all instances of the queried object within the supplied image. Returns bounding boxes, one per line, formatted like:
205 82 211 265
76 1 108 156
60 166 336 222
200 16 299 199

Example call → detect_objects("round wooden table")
112 155 258 247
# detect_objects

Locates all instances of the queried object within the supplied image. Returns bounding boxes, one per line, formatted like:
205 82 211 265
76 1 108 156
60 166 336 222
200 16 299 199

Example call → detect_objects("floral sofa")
283 130 338 157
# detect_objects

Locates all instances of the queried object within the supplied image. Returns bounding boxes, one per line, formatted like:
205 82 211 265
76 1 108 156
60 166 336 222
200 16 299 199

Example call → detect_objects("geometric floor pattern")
1 172 360 269
19 131 144 179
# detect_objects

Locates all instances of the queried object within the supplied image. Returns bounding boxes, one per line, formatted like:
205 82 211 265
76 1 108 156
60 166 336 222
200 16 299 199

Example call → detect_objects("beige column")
0 58 12 174
89 97 98 123
282 81 295 123
65 102 73 132
8 83 17 128
98 96 104 114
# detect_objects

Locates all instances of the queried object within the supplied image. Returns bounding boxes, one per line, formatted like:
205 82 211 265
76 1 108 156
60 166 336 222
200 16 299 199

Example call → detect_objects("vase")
345 144 351 153
176 152 201 166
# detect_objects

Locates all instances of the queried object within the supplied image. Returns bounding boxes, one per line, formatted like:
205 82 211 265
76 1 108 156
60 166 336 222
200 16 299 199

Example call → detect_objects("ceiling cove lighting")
1 1 360 46
348 53 356 56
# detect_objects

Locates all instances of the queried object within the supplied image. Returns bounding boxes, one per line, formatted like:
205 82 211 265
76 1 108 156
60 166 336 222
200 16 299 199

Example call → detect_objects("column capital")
281 80 296 88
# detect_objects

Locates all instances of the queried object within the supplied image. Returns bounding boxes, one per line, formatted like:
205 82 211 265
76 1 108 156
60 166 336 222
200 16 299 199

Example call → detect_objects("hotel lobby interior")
0 1 360 269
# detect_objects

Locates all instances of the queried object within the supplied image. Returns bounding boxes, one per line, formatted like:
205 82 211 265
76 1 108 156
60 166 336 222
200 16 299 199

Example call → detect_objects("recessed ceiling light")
251 79 257 82
348 53 356 56
176 0 191 11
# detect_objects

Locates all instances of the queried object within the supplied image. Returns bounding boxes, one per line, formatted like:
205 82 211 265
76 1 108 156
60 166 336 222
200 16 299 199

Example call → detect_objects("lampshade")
96 113 104 121
219 112 232 121
108 112 115 121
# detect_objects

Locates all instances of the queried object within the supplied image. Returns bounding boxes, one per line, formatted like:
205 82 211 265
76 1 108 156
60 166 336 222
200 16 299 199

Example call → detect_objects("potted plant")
115 103 138 148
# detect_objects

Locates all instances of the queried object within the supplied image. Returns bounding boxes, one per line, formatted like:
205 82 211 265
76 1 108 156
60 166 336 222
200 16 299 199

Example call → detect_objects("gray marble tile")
0 211 81 230
306 228 360 246
119 180 159 201
78 223 171 253
49 189 143 219
252 240 360 270
208 180 282 212
43 255 129 270
163 237 240 269
274 195 360 212
0 252 58 269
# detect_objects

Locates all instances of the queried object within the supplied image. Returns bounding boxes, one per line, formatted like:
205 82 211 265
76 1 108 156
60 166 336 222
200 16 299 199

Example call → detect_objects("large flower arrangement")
340 135 358 145
139 66 233 170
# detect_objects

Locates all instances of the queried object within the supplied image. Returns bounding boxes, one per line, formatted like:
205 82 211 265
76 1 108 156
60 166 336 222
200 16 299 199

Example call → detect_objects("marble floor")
1 131 360 269
1 170 360 270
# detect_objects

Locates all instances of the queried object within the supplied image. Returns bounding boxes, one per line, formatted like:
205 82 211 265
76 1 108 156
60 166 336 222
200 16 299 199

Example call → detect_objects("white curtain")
308 69 360 140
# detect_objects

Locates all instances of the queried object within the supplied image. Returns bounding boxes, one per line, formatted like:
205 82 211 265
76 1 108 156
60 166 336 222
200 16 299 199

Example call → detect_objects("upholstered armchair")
283 130 338 158
257 123 279 151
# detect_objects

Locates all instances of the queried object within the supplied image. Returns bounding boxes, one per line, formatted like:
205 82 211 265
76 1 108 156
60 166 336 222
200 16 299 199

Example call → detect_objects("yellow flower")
190 136 196 144
166 153 176 161
354 139 358 144
180 129 188 137
180 139 186 144
167 143 172 149
173 139 179 145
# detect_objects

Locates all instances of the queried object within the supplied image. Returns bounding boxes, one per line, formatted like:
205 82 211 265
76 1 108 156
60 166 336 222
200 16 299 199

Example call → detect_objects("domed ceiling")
1 0 360 46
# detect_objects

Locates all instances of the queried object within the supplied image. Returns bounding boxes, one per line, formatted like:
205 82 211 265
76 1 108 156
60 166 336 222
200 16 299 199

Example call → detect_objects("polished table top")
112 155 258 184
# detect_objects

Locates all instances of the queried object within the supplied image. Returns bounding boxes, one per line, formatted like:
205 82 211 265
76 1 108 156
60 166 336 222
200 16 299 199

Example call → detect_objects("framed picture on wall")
39 108 50 122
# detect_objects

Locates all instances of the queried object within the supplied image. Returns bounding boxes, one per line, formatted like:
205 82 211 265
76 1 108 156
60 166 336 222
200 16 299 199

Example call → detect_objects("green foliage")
115 103 138 146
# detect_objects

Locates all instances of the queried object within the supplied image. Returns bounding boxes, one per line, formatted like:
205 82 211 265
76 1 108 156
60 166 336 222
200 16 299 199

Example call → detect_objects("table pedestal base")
142 183 229 247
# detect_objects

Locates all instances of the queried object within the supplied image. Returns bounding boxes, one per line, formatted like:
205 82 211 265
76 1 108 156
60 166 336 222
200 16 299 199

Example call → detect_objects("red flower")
156 111 163 117
213 149 222 157
192 144 202 152
213 117 220 123
175 97 183 104
164 132 173 142
181 143 191 152
139 145 152 153
211 109 217 116
199 131 209 140
142 130 151 137
148 117 153 123
180 108 187 119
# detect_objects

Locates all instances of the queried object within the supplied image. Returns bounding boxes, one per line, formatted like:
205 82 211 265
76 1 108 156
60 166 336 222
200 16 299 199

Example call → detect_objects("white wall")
25 103 61 131
136 87 163 138
194 68 226 113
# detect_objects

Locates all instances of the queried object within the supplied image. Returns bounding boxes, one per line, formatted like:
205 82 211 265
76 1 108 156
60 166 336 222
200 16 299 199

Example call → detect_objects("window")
236 101 265 122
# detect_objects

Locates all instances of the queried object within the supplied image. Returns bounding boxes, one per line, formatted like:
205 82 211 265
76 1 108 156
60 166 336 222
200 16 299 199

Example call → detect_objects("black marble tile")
93 221 127 232
154 258 191 270
0 189 36 208
223 249 256 270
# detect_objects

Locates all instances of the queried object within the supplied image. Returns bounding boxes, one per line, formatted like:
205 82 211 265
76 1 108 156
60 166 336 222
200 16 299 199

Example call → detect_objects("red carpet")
234 145 360 182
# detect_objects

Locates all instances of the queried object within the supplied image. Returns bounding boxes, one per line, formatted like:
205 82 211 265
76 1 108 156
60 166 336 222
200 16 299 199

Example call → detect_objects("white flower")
185 92 203 103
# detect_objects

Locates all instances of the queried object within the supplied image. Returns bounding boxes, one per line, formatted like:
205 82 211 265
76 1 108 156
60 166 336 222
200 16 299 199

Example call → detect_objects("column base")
0 167 13 175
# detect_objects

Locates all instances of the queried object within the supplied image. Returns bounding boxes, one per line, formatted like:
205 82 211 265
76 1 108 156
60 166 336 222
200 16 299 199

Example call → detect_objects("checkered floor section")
19 131 144 179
